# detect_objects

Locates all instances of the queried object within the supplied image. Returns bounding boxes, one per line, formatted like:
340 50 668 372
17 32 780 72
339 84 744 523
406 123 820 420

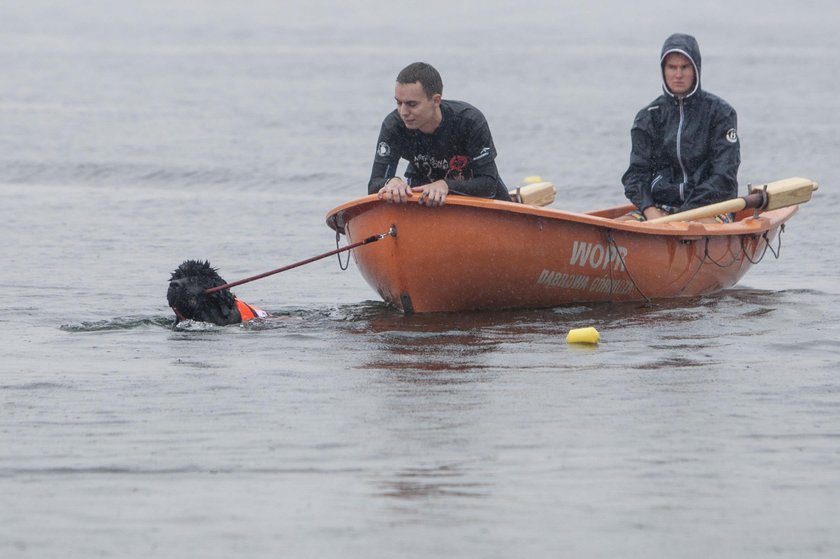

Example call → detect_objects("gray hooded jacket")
622 33 740 213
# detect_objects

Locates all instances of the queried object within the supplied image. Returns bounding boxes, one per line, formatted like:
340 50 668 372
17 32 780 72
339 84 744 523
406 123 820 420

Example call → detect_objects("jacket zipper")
676 98 688 201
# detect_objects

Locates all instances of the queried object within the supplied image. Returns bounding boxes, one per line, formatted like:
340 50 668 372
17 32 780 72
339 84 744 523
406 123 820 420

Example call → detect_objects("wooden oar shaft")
646 193 761 224
646 177 817 225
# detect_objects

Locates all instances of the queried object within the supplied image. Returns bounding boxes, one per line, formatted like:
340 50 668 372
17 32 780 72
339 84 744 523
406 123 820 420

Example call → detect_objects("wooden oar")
509 181 556 206
646 176 818 224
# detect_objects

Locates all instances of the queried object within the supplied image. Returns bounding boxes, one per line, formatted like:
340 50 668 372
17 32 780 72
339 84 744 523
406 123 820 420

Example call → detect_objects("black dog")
167 260 268 325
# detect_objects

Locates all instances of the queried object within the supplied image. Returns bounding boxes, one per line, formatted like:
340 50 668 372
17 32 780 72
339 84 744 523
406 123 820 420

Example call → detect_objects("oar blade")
753 176 818 211
510 181 556 206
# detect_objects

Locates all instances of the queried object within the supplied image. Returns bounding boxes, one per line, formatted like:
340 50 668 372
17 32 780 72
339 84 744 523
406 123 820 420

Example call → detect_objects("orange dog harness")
235 299 269 321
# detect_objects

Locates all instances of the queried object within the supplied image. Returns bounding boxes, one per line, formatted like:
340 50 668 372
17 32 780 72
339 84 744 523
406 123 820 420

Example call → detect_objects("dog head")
167 260 242 325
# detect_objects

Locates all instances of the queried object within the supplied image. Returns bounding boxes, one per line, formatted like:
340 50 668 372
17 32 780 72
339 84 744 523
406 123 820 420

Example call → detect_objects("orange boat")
325 178 815 313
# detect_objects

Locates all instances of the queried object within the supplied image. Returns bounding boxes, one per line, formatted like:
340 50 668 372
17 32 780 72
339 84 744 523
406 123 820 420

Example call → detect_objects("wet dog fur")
167 260 257 325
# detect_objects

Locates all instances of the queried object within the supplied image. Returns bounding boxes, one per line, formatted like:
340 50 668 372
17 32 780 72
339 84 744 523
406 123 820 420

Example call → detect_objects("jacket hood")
660 33 701 98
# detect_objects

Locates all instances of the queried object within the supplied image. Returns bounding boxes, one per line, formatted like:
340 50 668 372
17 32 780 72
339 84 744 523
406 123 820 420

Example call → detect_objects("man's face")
663 52 695 97
395 81 441 133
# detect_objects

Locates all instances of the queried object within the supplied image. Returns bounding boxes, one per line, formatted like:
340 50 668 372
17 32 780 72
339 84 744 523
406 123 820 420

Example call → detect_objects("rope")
673 240 708 294
742 226 783 264
606 221 786 304
606 230 652 306
336 219 351 271
701 236 742 269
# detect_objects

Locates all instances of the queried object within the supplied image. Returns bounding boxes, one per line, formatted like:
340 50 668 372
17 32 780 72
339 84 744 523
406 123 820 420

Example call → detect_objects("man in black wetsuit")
368 62 510 207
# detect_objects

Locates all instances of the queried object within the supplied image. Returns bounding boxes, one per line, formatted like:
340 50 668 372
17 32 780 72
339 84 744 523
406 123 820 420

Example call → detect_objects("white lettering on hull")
535 240 633 295
536 269 636 296
588 277 635 295
536 269 591 290
569 241 627 271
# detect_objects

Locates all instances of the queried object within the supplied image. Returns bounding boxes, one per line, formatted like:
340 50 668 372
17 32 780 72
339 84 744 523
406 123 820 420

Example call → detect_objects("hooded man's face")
662 52 695 97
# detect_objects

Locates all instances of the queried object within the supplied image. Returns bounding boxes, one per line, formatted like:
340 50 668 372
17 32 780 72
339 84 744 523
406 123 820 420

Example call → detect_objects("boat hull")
326 196 797 313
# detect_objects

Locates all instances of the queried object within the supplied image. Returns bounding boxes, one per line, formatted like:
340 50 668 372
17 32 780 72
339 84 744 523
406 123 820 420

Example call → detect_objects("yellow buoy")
523 175 543 184
566 326 600 345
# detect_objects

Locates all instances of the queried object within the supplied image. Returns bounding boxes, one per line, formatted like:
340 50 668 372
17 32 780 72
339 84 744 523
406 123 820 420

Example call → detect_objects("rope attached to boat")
606 230 652 306
605 223 787 303
703 224 785 268
742 225 784 264
700 237 741 269
334 222 397 271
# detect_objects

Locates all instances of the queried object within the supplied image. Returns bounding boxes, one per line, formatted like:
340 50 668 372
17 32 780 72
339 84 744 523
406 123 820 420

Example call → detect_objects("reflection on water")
57 286 830 379
377 464 491 500
58 286 823 338
59 316 173 332
321 287 835 378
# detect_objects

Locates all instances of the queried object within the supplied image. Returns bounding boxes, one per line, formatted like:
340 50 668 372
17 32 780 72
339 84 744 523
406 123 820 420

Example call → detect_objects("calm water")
2 1 840 558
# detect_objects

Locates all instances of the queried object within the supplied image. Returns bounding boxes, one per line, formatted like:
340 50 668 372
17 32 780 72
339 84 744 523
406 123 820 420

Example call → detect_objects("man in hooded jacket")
621 33 740 222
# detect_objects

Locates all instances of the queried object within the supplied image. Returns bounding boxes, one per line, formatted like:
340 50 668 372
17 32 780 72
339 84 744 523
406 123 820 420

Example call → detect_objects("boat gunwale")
325 194 797 238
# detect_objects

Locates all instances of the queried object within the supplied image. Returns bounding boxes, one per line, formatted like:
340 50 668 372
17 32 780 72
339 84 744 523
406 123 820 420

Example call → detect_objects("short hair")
396 62 443 98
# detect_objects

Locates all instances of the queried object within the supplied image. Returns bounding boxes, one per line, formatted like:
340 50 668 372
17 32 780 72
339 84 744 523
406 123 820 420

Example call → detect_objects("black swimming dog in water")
167 260 267 325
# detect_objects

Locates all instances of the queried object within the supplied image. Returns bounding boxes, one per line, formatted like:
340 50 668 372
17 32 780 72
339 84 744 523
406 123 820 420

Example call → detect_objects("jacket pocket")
650 171 682 205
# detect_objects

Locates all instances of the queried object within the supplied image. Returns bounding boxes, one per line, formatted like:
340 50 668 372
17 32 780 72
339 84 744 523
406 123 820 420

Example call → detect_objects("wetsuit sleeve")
621 109 657 211
679 105 740 211
368 114 404 194
444 111 506 199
